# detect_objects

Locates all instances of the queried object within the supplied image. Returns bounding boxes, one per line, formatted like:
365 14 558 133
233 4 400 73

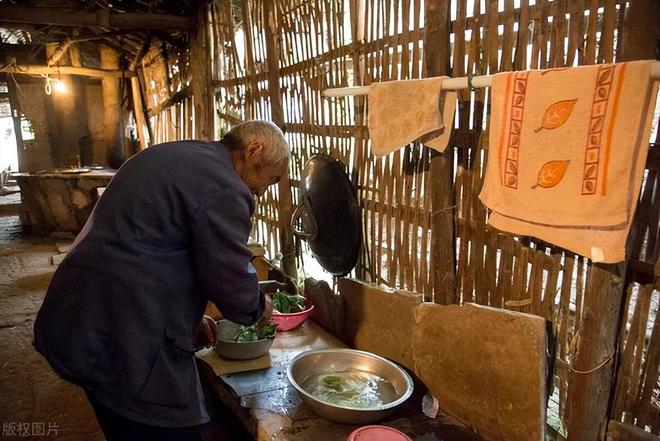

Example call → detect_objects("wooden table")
197 321 481 441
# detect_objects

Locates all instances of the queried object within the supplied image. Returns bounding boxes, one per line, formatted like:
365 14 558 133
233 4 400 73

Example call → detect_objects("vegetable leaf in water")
321 375 343 391
272 290 306 314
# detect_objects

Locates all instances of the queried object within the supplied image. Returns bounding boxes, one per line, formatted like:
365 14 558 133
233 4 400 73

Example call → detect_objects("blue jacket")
34 141 264 427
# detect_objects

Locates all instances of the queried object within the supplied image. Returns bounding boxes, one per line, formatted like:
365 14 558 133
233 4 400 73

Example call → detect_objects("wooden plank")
515 0 531 70
566 0 584 66
599 0 617 63
632 285 660 428
584 0 599 65
496 234 515 309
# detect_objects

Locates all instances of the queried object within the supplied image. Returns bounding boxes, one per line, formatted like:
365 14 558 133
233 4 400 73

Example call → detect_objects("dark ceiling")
0 0 203 63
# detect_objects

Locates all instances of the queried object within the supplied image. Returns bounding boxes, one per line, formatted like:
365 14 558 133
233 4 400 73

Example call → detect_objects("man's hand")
194 315 218 349
254 295 273 330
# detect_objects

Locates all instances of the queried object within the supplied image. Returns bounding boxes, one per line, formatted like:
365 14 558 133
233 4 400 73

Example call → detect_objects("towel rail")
321 61 660 97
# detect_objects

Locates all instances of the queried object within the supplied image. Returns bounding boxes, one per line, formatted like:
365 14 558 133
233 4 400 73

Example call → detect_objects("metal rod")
322 61 660 97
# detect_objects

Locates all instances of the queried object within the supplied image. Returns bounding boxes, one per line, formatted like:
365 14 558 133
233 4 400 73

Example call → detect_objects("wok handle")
291 196 318 240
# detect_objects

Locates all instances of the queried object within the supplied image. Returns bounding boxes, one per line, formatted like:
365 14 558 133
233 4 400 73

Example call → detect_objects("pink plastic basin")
347 425 412 441
271 302 314 331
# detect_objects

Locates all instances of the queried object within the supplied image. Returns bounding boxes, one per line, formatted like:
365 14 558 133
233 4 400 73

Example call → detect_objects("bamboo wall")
145 0 659 438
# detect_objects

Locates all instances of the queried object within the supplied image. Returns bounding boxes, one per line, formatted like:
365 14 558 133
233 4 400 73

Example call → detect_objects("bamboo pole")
322 62 660 96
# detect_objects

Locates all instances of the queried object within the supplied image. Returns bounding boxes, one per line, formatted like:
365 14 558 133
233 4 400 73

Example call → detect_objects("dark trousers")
85 390 198 441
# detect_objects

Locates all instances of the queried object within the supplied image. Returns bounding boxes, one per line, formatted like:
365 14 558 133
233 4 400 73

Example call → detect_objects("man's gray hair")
221 120 289 169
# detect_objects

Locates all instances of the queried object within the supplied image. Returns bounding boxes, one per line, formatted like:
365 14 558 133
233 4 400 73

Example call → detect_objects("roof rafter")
0 5 195 31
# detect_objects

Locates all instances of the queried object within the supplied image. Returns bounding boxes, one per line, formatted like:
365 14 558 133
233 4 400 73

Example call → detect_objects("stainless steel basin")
214 320 274 360
287 349 414 424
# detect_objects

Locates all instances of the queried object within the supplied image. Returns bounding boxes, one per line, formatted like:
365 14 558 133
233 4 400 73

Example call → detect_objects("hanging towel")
368 77 457 156
479 60 658 263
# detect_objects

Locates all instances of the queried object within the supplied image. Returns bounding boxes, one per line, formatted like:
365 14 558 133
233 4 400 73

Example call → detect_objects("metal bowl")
213 320 274 360
287 349 414 424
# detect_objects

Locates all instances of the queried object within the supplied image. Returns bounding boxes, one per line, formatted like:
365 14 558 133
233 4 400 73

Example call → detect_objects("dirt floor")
0 192 105 440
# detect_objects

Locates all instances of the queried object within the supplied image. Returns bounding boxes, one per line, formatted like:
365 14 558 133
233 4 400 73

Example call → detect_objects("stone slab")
413 303 547 441
339 278 423 371
304 278 344 340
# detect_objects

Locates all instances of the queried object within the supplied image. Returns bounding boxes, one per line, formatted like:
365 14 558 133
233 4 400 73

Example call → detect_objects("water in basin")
301 371 398 408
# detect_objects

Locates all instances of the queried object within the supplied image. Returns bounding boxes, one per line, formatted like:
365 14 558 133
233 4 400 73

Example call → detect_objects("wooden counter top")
196 321 481 441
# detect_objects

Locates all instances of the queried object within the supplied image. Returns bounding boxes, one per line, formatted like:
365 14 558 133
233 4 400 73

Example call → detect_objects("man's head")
221 121 289 196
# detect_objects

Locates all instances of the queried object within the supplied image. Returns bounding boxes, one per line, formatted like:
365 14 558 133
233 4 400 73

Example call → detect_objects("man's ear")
245 139 264 160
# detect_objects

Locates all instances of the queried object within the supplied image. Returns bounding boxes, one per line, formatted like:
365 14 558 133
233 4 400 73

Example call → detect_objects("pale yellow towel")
368 77 457 156
480 60 658 263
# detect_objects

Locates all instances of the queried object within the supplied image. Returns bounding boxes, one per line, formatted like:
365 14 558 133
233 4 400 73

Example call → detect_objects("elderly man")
34 120 289 441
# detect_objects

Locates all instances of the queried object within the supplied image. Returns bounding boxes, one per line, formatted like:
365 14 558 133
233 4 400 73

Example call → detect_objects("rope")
568 352 615 375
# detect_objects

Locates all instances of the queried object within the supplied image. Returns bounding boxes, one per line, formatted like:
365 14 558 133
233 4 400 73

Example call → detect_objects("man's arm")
191 190 265 325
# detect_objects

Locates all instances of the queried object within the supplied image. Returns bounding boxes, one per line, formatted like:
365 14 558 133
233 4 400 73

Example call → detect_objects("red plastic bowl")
347 426 412 441
271 302 314 331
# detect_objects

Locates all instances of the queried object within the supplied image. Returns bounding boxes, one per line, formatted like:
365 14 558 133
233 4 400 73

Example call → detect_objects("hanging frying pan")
291 154 361 276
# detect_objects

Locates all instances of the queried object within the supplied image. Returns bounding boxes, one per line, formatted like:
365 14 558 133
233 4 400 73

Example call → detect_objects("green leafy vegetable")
233 322 277 342
272 289 306 314
321 375 343 391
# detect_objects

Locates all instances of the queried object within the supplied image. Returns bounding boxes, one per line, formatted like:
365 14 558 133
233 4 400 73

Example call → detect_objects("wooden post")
100 45 121 167
564 5 660 439
567 263 626 440
4 73 25 171
619 0 660 62
424 0 456 304
190 5 214 141
129 40 150 150
264 0 296 279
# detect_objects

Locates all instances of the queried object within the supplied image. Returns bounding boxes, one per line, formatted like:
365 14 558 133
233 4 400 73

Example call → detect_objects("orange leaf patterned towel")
479 60 658 263
368 77 457 156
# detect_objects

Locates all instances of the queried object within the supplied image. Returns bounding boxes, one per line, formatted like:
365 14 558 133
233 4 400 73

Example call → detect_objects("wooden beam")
0 64 133 78
146 86 192 118
46 39 73 67
264 0 297 279
0 5 195 30
424 0 456 304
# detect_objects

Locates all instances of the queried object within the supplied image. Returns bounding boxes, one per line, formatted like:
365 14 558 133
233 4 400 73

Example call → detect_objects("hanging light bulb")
53 79 66 93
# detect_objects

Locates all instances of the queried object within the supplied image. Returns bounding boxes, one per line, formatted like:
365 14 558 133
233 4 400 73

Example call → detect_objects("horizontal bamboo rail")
322 61 660 96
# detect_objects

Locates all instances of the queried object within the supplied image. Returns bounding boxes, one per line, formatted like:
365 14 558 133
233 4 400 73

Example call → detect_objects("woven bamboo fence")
138 0 659 438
